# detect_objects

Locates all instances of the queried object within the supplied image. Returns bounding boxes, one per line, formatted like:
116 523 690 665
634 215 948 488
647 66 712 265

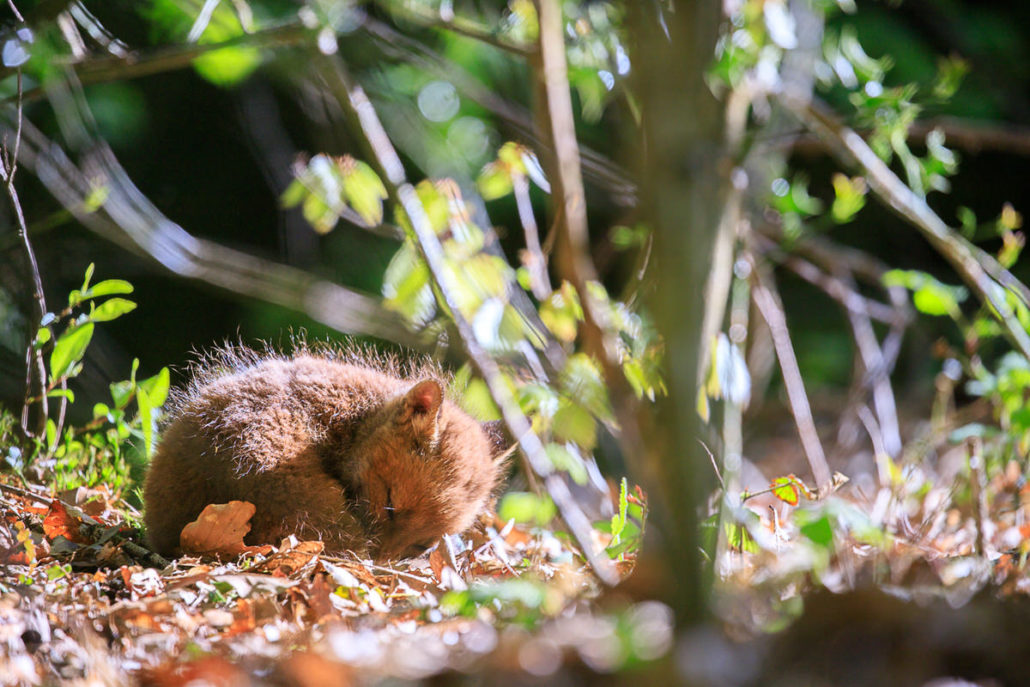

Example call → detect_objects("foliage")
13 265 169 496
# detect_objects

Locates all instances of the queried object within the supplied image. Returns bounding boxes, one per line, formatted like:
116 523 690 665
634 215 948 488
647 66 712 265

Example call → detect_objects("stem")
748 254 833 490
512 173 551 300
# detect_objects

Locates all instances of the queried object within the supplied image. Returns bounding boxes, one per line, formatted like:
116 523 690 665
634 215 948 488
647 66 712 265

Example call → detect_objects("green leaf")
50 323 94 382
86 279 134 299
47 389 75 403
460 378 502 422
110 380 134 409
552 400 597 450
90 297 137 322
477 161 514 200
193 46 261 87
498 492 556 526
341 159 388 226
830 173 867 223
93 403 111 420
138 367 171 409
544 443 588 484
280 178 307 208
883 269 967 317
81 263 95 292
771 476 801 506
138 386 155 458
34 327 51 349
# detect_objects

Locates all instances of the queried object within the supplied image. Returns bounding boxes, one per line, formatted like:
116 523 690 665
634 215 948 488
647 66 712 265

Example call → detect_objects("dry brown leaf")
260 540 323 576
43 501 88 544
179 501 265 556
226 598 256 637
429 545 445 583
305 573 338 623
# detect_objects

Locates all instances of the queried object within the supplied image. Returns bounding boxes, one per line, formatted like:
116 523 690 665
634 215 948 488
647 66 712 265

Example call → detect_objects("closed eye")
384 486 396 521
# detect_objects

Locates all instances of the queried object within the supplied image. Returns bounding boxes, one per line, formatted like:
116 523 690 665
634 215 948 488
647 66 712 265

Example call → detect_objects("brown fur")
143 343 504 559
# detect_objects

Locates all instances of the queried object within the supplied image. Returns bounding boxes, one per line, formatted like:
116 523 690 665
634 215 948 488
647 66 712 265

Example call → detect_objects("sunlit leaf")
139 367 171 409
90 297 137 322
552 400 597 450
50 323 94 382
340 158 388 226
830 174 867 223
498 492 556 526
771 476 801 506
477 161 514 200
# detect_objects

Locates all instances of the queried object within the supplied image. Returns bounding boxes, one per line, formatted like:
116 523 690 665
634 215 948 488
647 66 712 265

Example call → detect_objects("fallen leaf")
429 545 445 582
179 501 265 556
43 501 88 544
226 598 256 637
305 573 338 623
260 540 323 576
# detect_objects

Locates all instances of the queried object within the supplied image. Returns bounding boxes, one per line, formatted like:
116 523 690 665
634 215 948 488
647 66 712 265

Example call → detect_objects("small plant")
14 264 169 497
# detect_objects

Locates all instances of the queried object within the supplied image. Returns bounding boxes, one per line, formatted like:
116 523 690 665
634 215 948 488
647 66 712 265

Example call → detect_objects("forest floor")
3 412 1030 685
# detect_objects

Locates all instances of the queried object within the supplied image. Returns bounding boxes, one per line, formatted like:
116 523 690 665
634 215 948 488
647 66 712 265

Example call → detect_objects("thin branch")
748 254 833 490
753 233 905 454
324 55 618 586
765 116 1030 158
512 173 551 300
375 0 535 58
783 96 1030 360
4 21 313 103
2 111 421 349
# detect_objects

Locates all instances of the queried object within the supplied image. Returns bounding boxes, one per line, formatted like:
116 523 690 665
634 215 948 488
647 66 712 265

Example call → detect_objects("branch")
765 116 1030 158
3 113 420 349
748 254 833 490
322 54 619 586
375 0 535 58
784 96 1030 360
4 21 313 104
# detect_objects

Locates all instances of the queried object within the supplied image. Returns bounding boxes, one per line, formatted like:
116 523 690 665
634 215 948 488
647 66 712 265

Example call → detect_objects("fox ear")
404 380 442 416
400 380 443 439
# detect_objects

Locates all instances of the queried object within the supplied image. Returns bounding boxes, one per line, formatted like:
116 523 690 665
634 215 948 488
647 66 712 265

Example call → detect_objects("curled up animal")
142 343 507 560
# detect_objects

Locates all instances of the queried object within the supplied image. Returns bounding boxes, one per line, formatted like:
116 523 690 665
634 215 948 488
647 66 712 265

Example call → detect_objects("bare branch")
375 0 535 58
512 173 551 300
763 116 1030 158
4 21 312 103
3 112 420 349
748 254 833 490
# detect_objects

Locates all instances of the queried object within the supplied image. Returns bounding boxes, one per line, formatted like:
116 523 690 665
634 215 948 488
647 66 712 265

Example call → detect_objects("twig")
4 22 313 104
375 0 534 58
358 16 636 205
755 235 904 455
325 56 619 586
0 482 52 505
783 96 1030 360
0 11 51 441
512 173 551 300
748 254 833 490
967 436 988 557
764 116 1030 158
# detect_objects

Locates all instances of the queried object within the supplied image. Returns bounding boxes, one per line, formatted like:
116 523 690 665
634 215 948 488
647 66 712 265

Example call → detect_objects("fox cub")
143 345 505 559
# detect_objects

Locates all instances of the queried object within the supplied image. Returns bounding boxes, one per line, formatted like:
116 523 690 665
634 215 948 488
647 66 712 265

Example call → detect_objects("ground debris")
0 477 642 684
